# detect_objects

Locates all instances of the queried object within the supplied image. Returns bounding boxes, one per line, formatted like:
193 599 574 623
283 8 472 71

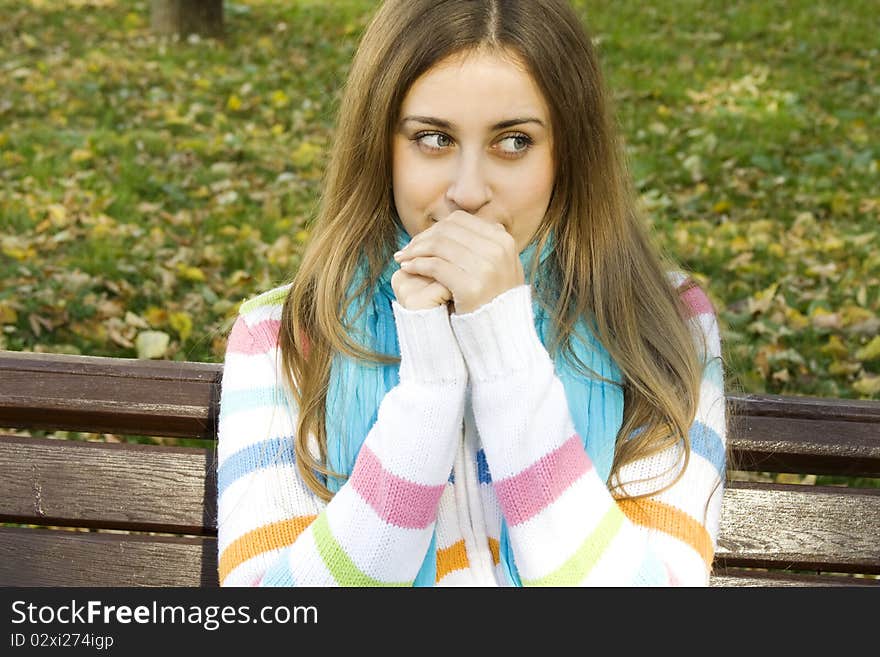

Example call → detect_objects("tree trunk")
150 0 224 39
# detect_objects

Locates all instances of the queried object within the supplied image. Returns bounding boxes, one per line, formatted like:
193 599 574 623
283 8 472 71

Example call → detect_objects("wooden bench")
1 349 878 587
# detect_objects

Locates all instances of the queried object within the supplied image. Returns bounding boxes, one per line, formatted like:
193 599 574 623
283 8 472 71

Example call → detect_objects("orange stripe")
218 515 317 584
618 499 714 568
435 540 469 582
487 538 500 565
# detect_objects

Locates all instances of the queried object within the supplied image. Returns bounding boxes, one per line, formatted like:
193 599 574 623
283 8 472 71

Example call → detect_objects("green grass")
0 0 878 403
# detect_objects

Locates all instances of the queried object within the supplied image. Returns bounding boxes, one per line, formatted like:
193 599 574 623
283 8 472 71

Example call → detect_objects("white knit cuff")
450 285 550 382
392 301 467 385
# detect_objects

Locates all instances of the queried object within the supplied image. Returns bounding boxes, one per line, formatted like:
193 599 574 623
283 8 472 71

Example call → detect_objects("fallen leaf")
854 335 880 362
136 331 170 359
853 373 880 396
124 311 150 329
820 335 849 359
847 317 880 336
169 312 193 342
810 308 841 330
0 301 18 324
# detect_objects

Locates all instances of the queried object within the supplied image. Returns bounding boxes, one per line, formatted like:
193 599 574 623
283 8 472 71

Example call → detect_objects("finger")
392 269 452 298
399 256 471 295
391 269 452 310
396 219 505 267
396 232 480 270
442 210 512 244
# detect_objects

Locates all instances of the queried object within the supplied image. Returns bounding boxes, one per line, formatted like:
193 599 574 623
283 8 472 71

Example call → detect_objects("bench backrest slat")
718 482 880 573
0 526 213 587
0 434 215 535
0 351 221 439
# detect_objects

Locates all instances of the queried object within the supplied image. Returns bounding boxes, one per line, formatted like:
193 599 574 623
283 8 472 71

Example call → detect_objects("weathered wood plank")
0 434 216 535
709 568 879 587
0 350 221 439
727 392 880 422
717 482 880 573
0 526 216 587
729 414 880 477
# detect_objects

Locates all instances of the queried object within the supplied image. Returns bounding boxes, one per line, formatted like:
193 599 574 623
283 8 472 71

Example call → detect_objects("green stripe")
312 513 410 587
239 284 291 315
523 505 625 586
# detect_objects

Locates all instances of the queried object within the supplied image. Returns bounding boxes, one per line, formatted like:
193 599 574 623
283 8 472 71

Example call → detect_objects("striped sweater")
216 271 727 586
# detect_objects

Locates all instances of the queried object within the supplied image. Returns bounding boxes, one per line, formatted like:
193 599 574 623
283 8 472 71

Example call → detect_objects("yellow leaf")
730 236 750 253
854 335 880 362
829 361 861 376
712 200 731 213
820 335 849 359
783 306 809 330
47 203 68 224
169 312 193 342
0 301 18 324
747 282 778 315
124 12 144 30
71 148 93 163
226 270 251 287
291 141 321 169
144 306 167 326
840 304 875 327
227 94 242 112
853 373 880 396
176 264 206 282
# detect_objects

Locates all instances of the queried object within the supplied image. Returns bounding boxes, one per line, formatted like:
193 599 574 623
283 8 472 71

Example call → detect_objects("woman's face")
392 49 555 253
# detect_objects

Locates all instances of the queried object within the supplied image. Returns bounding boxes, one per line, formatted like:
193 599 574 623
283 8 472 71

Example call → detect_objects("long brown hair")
278 0 722 502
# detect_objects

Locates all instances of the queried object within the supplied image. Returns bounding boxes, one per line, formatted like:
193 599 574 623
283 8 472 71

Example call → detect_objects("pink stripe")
227 318 280 354
494 434 592 526
678 284 714 319
350 445 445 529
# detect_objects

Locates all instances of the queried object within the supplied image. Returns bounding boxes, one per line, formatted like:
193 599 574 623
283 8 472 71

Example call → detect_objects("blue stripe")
218 435 296 497
220 386 289 416
476 449 492 484
630 549 667 586
261 549 296 586
703 357 724 390
689 420 725 477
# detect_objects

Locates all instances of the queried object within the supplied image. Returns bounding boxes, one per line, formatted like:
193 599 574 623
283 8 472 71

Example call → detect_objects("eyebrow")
400 115 546 131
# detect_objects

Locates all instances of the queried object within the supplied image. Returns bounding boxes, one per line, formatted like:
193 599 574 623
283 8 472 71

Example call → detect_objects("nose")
445 149 491 214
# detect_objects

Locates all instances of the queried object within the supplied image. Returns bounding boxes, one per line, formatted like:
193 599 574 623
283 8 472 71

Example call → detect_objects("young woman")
216 0 728 587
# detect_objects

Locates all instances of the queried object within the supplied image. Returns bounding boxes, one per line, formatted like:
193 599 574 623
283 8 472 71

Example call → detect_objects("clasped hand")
391 211 524 314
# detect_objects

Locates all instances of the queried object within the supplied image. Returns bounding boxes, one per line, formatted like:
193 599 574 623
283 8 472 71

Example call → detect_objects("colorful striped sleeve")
450 276 726 586
216 287 469 586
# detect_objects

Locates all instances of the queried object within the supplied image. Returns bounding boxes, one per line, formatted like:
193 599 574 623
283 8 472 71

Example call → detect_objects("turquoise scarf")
325 225 624 586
